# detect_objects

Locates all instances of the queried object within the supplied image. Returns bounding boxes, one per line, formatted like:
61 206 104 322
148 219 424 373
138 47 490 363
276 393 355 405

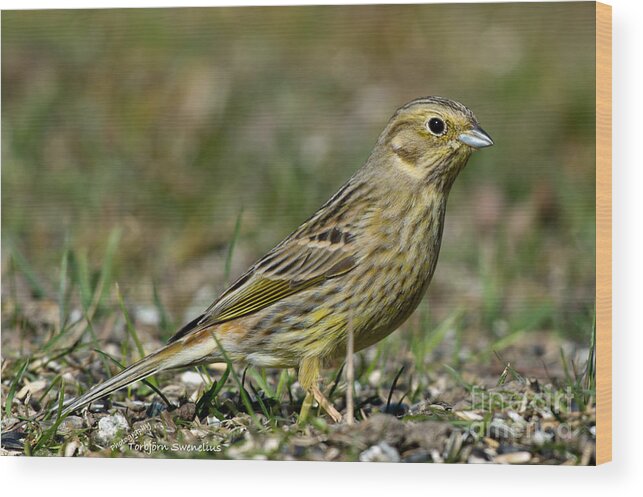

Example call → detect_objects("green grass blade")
36 374 63 407
152 281 172 338
443 364 475 392
116 284 146 360
224 209 243 284
32 379 66 453
196 365 231 417
275 369 291 401
209 332 261 428
5 359 30 417
71 250 93 311
6 239 45 299
57 243 71 332
95 228 121 308
248 368 275 399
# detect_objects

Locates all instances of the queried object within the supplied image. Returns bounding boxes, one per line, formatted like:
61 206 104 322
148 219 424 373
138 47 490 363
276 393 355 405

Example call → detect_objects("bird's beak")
458 126 494 149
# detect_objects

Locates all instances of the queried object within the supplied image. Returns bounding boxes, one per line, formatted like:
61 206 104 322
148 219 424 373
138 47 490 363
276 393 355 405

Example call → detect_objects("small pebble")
180 371 206 387
324 447 340 461
507 410 526 424
88 400 109 413
16 380 47 400
468 453 491 464
263 437 280 453
95 413 129 445
175 402 196 421
64 440 81 457
359 442 400 463
532 429 553 446
146 399 167 418
493 451 532 464
0 429 25 450
57 416 84 435
135 306 160 326
125 400 147 412
368 370 382 387
455 410 483 421
206 416 221 427
402 449 430 463
1 417 20 431
381 402 409 416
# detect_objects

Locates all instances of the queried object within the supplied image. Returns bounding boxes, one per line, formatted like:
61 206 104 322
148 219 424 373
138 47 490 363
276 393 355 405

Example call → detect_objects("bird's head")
375 96 493 189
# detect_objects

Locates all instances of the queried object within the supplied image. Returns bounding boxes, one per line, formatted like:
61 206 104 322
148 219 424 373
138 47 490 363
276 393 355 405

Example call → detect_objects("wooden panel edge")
595 0 612 465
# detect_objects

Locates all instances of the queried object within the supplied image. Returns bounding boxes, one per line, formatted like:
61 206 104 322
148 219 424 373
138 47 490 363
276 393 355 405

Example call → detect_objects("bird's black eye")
427 117 446 136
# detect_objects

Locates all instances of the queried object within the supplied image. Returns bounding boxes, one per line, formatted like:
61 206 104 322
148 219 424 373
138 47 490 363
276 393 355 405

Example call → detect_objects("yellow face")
379 96 493 185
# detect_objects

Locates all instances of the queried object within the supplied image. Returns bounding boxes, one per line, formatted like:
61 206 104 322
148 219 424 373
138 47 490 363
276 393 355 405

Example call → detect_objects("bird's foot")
312 385 342 423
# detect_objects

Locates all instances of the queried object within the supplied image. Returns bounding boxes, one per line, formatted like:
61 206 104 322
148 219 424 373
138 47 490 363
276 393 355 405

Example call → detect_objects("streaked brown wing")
167 226 357 343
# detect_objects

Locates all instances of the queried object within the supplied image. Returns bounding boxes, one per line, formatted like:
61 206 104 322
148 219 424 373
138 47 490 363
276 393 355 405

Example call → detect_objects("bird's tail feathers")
58 335 216 418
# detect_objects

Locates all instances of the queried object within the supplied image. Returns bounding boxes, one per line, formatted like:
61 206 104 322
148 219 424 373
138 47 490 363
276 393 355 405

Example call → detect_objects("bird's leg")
297 357 342 424
299 391 314 423
297 357 318 424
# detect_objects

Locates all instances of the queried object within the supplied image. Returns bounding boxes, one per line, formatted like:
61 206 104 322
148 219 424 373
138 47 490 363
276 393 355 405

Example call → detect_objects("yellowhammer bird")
59 96 493 422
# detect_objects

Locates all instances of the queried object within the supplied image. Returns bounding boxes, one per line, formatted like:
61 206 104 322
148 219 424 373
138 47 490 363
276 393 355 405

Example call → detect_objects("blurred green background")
2 3 596 351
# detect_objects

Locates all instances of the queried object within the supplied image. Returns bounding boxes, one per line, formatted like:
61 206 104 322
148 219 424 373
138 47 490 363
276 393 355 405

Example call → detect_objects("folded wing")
167 226 357 343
